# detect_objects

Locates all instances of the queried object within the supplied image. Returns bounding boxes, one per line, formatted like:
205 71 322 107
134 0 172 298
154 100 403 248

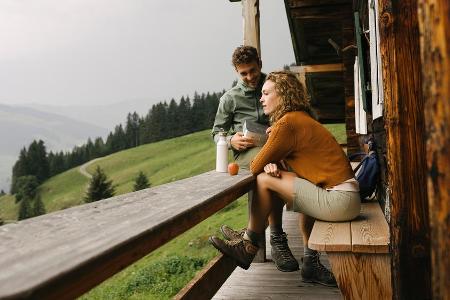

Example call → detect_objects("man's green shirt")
212 74 269 147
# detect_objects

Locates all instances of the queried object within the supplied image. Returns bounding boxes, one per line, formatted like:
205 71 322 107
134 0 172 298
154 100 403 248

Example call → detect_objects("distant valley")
0 104 109 192
28 98 161 129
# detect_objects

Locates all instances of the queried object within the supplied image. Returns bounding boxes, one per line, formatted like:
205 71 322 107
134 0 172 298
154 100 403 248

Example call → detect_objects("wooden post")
342 12 360 155
242 0 261 56
377 0 432 299
417 1 450 299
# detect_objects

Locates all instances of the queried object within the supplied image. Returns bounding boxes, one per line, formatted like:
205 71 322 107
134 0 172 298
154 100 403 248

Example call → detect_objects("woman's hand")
264 163 281 178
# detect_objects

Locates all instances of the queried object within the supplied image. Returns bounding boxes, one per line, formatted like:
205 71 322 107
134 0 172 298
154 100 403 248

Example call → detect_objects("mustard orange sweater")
250 111 354 189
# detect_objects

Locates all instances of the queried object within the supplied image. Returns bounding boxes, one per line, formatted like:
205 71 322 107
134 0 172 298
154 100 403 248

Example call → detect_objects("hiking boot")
209 236 258 270
220 225 245 241
301 252 337 287
270 232 299 272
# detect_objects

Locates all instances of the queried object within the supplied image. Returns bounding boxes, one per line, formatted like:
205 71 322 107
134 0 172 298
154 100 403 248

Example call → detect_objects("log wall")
417 1 450 299
377 0 432 299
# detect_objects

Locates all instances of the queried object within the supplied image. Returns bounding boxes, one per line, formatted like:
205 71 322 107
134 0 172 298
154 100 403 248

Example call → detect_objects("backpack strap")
353 155 369 174
348 152 367 161
348 151 377 174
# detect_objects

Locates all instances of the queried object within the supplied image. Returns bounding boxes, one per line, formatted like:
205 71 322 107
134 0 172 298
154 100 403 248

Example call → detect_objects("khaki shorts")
235 146 262 169
292 177 361 222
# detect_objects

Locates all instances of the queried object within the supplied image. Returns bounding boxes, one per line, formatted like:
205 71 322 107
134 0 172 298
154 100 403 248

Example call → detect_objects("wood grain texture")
0 171 254 299
328 252 392 300
377 0 432 299
418 1 450 299
351 202 390 253
242 0 260 55
291 63 344 73
308 221 351 252
173 254 236 300
213 209 341 299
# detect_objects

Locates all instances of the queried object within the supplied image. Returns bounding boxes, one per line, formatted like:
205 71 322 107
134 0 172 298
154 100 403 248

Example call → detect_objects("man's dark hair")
232 45 260 67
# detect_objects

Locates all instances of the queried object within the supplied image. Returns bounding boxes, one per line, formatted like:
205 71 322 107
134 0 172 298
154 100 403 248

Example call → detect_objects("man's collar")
237 73 266 94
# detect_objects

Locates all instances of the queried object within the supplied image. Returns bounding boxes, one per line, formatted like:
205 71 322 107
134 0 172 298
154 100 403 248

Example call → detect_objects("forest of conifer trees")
10 90 223 194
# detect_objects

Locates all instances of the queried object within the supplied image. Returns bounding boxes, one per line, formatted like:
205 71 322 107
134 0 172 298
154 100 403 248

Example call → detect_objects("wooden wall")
377 0 432 299
417 1 450 299
353 0 388 209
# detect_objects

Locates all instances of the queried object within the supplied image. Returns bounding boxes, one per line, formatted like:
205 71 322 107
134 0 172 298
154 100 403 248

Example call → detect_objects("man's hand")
264 163 281 178
266 126 272 134
231 132 255 151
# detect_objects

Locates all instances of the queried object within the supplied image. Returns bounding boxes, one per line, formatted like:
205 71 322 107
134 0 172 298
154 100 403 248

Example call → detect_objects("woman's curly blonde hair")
266 71 315 123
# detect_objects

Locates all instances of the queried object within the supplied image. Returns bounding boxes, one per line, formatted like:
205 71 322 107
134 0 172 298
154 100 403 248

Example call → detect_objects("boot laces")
271 233 293 260
308 252 333 278
226 238 245 247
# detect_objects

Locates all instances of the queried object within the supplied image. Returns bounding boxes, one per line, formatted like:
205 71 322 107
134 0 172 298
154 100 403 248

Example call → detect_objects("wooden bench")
308 201 391 300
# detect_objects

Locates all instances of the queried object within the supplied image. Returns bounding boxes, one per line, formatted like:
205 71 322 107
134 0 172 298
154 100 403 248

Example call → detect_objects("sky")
0 0 295 107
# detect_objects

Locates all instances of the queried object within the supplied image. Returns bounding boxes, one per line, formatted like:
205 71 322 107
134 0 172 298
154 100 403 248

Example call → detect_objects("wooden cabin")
0 0 448 299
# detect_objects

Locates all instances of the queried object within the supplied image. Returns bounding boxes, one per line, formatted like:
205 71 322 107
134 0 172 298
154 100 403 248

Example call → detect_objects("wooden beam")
290 64 345 101
242 0 260 56
173 254 237 300
377 0 432 299
417 1 450 299
0 171 254 299
290 63 344 73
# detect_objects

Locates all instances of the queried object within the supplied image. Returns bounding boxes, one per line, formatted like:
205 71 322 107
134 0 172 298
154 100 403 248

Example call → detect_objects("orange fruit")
228 163 239 176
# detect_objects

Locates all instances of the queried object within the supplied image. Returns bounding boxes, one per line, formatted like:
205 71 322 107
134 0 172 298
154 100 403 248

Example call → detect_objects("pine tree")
93 137 105 158
11 148 29 194
167 99 178 138
18 198 33 220
27 140 49 183
49 151 66 176
15 176 39 203
33 195 46 216
84 166 115 203
125 112 140 148
133 171 150 191
177 96 192 136
15 175 42 220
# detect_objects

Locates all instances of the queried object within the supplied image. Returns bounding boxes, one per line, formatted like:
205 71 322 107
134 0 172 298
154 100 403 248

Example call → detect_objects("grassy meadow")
0 125 346 299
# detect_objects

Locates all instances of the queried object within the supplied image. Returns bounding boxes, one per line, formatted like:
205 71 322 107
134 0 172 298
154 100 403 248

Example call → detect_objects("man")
211 46 337 287
212 45 298 273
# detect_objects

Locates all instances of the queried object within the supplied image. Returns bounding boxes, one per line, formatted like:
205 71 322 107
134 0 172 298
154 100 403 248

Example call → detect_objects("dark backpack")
348 149 380 200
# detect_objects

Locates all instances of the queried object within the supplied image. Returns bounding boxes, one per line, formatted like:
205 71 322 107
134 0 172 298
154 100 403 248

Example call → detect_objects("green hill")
0 125 346 299
0 130 217 220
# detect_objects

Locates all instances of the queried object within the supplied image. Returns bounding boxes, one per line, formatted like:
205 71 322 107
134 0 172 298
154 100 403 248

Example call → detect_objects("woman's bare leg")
248 171 296 233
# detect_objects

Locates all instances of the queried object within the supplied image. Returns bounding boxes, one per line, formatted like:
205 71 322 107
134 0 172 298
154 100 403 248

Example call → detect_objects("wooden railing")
0 171 255 300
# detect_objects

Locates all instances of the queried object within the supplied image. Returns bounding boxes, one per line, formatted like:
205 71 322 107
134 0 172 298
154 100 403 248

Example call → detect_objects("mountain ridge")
0 103 109 192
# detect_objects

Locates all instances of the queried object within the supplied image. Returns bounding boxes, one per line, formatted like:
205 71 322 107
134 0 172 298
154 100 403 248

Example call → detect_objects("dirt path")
78 157 104 179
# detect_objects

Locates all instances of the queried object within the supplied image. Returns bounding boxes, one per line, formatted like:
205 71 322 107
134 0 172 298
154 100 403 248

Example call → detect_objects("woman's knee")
256 172 272 187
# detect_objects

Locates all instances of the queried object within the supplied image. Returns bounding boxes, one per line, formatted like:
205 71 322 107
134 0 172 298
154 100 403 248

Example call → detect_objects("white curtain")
368 0 384 119
354 56 367 134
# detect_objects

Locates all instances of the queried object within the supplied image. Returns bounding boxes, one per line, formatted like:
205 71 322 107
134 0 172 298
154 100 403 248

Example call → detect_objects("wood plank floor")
212 210 342 300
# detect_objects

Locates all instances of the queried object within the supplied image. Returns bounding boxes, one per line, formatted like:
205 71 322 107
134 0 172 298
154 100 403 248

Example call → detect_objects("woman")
209 71 361 282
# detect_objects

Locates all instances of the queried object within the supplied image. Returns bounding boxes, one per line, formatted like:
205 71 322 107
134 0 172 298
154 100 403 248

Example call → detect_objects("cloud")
0 0 293 105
